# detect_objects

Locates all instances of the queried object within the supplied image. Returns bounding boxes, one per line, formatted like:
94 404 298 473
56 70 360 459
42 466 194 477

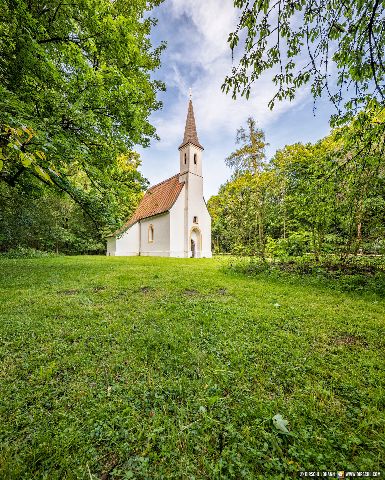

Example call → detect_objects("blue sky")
138 0 335 199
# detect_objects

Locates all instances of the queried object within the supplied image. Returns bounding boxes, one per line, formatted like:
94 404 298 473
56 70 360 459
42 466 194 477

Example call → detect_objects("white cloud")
152 0 309 146
138 0 331 198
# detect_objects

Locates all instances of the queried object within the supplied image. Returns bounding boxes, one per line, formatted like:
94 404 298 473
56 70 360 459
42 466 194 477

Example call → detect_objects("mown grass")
0 256 384 479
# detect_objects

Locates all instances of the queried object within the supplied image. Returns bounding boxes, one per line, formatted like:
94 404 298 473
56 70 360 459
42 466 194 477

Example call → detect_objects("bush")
225 255 385 294
266 232 311 258
322 234 343 254
0 247 61 259
226 256 269 275
265 237 289 258
362 238 385 255
231 243 257 256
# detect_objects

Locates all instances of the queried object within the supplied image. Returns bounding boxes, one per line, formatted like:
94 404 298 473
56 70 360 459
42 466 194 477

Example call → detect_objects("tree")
272 141 339 260
327 107 385 255
0 177 106 254
224 118 271 258
0 0 164 227
225 117 267 174
223 0 385 125
210 114 385 259
208 171 279 256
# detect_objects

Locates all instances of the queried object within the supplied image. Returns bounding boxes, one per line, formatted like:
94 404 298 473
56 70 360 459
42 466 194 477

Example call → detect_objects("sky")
138 0 335 199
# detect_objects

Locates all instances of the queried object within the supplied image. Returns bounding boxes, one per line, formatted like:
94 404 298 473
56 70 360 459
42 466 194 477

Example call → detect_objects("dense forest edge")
1 0 384 276
2 105 385 261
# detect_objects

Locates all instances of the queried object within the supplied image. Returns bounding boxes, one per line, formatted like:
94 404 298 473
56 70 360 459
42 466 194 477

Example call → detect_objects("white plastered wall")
169 185 186 257
139 213 170 257
185 173 212 258
113 222 140 256
180 144 202 177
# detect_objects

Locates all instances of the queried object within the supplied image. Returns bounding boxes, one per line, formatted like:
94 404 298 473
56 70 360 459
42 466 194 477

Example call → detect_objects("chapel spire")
179 98 204 150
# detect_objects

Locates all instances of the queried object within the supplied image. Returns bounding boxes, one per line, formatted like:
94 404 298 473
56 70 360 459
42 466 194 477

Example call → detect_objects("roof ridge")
110 174 185 237
148 173 180 191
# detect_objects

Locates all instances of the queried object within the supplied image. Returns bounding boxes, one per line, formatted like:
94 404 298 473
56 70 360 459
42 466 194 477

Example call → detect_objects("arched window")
184 153 187 164
194 153 197 164
148 225 154 243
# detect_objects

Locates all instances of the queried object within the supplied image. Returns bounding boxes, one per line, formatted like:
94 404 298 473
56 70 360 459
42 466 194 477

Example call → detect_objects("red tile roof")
179 100 204 150
112 174 184 237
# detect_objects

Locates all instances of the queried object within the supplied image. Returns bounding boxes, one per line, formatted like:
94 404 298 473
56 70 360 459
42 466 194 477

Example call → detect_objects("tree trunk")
312 226 319 262
355 222 362 255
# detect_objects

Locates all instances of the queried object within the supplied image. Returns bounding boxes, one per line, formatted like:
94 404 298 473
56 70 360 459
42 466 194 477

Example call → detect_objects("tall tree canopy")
0 0 164 226
209 117 385 258
224 117 271 257
225 116 267 174
223 0 385 124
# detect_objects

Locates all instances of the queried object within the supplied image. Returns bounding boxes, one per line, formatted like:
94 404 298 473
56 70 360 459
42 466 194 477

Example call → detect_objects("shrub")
265 237 289 258
225 255 385 294
0 247 60 259
266 232 311 258
363 238 385 255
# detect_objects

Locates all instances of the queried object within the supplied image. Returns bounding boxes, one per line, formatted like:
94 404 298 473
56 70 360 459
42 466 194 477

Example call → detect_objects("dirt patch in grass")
139 286 154 294
93 286 107 293
60 289 80 295
100 453 119 480
184 288 199 296
331 334 368 347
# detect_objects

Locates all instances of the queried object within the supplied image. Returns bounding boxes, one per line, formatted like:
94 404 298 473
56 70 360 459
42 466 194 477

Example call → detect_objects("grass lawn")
0 256 384 479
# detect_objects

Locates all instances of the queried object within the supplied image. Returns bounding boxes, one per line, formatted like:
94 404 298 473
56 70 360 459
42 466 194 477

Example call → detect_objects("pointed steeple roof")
179 99 204 150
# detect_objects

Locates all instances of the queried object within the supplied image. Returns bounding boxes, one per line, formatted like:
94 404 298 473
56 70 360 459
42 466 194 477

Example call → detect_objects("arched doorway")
190 228 201 258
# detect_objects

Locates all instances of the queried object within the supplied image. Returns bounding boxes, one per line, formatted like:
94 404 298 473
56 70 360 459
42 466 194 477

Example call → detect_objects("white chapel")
106 99 212 258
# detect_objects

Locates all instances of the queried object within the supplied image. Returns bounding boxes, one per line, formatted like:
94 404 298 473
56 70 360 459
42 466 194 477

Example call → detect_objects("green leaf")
272 414 290 434
19 152 32 167
35 151 46 161
0 0 161 225
34 165 53 184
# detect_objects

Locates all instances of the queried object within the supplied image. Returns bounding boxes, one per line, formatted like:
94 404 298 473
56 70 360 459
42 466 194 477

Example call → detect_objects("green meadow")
0 256 384 479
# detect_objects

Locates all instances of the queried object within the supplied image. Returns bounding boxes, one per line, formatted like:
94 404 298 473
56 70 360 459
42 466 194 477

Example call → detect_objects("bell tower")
179 96 204 180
